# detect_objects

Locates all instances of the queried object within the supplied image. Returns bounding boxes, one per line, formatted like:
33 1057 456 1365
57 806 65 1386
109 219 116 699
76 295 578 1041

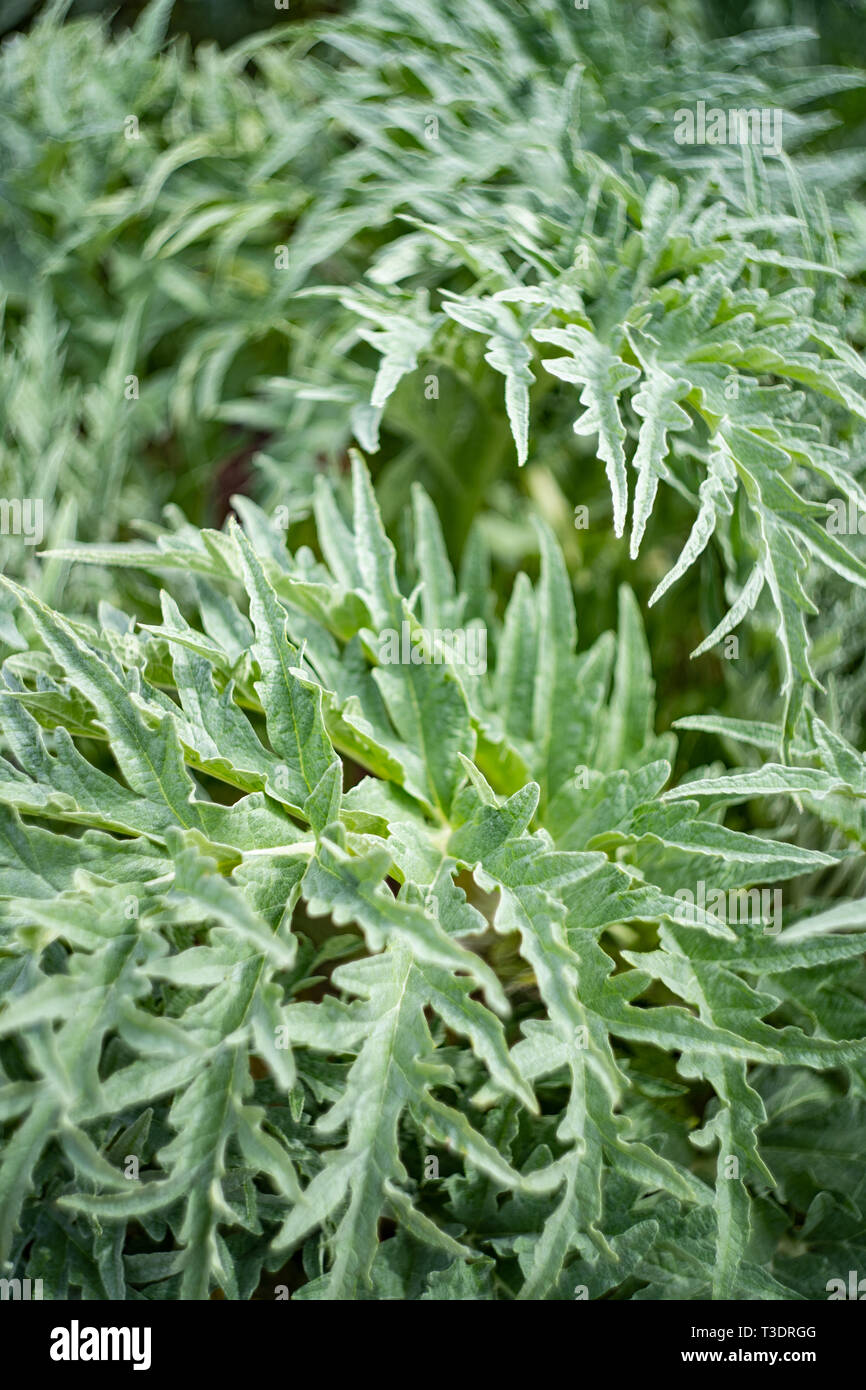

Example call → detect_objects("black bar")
6 1296 860 1376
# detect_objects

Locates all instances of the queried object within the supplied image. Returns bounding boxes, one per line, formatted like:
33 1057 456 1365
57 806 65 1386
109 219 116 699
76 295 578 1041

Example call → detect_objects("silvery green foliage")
2 0 866 742
1 457 864 1300
286 1 866 739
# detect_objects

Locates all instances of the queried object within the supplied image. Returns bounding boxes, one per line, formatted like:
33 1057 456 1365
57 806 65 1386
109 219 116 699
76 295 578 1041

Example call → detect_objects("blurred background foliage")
0 0 343 46
0 0 864 749
2 0 863 52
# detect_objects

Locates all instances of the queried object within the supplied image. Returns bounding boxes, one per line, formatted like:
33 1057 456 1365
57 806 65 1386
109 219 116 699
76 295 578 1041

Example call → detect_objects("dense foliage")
1 0 865 1301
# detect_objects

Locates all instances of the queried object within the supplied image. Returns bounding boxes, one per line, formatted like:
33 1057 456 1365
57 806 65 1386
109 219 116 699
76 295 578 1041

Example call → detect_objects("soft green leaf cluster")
1 457 864 1300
